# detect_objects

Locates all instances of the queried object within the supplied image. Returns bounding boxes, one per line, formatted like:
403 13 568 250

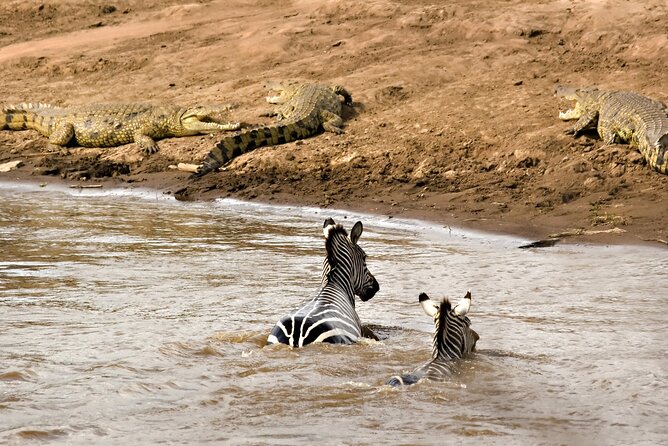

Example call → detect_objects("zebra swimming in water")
267 218 380 347
387 291 479 386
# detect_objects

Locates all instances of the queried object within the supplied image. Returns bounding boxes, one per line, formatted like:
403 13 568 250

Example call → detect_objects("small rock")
571 160 590 173
443 169 457 179
584 176 602 189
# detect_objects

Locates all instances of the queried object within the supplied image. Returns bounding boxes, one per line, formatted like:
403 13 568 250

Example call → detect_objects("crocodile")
191 81 352 178
0 103 241 154
557 86 668 174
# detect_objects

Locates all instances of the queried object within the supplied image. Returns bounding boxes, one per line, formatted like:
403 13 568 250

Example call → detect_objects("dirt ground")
1 0 667 246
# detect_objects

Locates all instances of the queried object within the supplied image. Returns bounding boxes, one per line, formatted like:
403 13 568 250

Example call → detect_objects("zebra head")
323 218 379 302
419 291 478 360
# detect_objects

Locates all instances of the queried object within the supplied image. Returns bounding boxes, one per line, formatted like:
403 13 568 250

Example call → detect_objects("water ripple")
0 181 666 445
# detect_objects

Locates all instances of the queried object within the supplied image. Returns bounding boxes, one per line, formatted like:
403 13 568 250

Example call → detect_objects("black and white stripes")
267 218 379 347
387 291 479 386
264 219 481 386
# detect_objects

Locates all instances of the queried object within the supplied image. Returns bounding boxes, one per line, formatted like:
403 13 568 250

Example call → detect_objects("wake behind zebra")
267 218 380 347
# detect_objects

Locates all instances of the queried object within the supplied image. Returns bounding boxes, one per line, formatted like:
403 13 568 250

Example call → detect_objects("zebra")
387 291 479 386
267 218 380 347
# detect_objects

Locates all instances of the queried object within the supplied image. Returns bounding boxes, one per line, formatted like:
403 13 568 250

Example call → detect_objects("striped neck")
322 265 356 305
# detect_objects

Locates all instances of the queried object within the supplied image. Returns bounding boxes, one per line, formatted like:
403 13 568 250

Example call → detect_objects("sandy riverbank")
1 0 666 246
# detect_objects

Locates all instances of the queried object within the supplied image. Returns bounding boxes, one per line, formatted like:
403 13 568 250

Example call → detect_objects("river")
0 181 666 445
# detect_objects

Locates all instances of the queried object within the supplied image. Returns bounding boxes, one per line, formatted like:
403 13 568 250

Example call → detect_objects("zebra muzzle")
359 277 380 301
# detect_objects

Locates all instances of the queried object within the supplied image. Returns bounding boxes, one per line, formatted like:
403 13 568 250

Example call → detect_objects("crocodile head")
175 106 240 135
555 85 604 121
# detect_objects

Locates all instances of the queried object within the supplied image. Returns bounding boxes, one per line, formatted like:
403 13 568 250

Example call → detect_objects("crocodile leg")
320 110 344 134
49 122 75 146
567 111 598 135
134 133 160 154
598 125 619 145
332 85 353 106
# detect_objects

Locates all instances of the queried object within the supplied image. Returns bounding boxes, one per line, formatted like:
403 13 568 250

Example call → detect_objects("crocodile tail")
1 108 51 135
190 118 318 178
1 110 32 131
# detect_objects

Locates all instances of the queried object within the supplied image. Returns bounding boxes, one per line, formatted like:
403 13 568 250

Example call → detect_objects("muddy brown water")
0 181 666 445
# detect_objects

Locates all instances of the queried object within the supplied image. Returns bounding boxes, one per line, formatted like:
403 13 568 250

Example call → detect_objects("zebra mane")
432 298 452 358
324 223 348 268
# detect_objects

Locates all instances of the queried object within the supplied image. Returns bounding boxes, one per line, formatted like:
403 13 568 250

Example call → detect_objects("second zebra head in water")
387 291 479 386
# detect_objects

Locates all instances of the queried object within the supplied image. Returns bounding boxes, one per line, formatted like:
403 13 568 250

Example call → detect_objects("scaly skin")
557 86 668 174
0 103 240 154
191 82 352 178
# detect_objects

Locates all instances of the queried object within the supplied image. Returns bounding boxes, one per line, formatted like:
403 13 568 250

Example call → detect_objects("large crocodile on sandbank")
191 82 352 178
557 86 668 175
1 103 240 154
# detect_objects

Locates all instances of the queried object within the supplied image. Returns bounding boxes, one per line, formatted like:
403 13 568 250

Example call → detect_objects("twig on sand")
169 163 200 173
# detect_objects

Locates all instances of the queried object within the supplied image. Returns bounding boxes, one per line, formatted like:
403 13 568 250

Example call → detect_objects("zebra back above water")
267 218 380 348
387 291 479 386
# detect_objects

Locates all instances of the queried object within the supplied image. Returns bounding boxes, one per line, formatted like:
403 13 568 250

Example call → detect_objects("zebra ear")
452 290 472 316
419 292 439 318
323 218 336 238
350 221 363 244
